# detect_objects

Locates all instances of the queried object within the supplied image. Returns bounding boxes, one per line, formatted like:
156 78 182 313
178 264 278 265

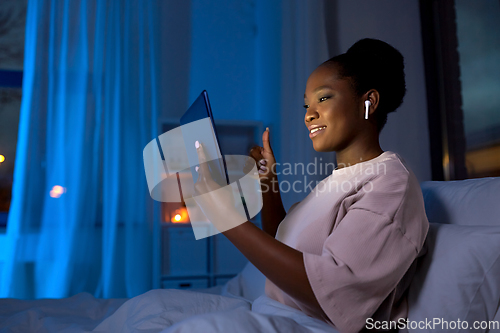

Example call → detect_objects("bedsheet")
0 292 127 332
0 289 338 333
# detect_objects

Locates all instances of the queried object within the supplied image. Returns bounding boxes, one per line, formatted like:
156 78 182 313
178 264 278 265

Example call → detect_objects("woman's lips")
309 126 326 138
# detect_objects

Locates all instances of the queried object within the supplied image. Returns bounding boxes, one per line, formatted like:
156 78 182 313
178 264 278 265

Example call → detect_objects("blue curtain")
1 0 160 299
278 0 334 210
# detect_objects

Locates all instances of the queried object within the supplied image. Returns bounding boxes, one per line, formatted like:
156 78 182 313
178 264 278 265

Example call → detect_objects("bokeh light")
170 207 189 223
50 185 66 198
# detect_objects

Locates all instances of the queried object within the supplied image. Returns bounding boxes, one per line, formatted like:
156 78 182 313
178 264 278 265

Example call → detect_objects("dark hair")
324 38 406 132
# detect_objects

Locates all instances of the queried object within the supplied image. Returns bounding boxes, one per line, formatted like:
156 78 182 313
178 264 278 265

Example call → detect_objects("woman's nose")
305 110 318 123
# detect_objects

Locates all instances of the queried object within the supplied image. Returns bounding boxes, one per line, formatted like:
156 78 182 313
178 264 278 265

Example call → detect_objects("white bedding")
0 292 127 332
92 289 337 333
0 283 338 333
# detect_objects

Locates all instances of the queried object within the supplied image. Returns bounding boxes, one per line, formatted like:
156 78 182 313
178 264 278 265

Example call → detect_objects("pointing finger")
262 127 273 155
195 141 210 176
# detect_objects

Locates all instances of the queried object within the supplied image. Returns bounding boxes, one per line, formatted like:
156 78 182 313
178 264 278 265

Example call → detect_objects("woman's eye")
303 104 310 109
319 96 331 102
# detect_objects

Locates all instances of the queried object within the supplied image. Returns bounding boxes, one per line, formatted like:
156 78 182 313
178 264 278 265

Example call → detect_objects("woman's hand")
192 140 247 232
248 128 286 236
193 141 224 196
249 127 277 183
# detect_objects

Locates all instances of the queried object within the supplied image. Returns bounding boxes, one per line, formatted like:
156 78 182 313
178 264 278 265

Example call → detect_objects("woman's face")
304 64 363 152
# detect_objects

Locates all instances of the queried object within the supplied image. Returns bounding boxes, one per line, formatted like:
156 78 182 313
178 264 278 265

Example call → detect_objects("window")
420 0 500 180
455 0 500 178
0 0 27 228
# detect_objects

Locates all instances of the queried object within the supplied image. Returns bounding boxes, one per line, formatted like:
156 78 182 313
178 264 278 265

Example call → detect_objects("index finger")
262 127 273 154
195 140 210 175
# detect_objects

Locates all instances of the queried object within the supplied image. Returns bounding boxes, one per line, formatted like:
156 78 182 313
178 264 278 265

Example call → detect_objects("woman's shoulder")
345 150 411 191
331 150 409 181
354 151 428 248
347 151 424 219
371 151 420 192
371 150 410 177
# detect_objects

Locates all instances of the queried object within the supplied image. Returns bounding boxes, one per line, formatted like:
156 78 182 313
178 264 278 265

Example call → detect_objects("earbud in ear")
364 100 371 119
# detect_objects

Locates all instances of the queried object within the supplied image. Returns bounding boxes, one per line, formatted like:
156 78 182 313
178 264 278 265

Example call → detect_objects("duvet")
0 282 337 332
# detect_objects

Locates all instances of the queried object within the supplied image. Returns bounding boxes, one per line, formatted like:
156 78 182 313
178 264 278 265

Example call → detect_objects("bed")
1 177 500 333
0 261 337 333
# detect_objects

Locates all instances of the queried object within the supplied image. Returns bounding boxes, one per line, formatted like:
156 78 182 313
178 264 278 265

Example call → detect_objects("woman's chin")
312 142 333 153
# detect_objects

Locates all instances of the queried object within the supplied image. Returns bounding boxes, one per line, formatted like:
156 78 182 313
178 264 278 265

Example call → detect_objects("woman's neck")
335 141 384 170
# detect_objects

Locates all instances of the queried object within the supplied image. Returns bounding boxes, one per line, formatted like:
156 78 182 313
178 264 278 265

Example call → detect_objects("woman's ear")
364 89 380 117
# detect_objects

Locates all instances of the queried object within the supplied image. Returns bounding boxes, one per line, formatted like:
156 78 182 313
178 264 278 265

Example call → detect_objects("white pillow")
420 177 500 226
223 262 266 302
407 223 500 333
491 308 500 333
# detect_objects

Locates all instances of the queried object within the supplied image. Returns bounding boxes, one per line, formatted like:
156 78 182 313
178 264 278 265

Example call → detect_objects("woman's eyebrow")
314 85 332 92
304 85 333 98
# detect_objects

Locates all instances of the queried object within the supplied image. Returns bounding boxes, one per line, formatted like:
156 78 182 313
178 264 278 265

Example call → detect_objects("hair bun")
347 38 404 69
325 38 406 132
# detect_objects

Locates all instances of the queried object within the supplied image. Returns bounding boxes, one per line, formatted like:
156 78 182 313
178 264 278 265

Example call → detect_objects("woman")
194 38 429 333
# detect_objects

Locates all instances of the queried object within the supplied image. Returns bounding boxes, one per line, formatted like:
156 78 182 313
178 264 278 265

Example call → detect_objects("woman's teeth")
311 126 326 133
309 126 326 138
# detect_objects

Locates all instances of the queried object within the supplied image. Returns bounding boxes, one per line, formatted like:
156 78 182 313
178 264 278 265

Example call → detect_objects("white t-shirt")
265 151 429 333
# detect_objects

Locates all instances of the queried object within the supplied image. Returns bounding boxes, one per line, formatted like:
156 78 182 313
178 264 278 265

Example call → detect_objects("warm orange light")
0 155 4 163
170 207 189 223
50 185 66 198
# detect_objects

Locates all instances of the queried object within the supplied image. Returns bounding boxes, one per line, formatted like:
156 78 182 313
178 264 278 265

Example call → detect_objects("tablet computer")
180 90 229 187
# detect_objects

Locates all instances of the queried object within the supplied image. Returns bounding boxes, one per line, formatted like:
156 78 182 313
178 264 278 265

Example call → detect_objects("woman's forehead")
305 65 348 95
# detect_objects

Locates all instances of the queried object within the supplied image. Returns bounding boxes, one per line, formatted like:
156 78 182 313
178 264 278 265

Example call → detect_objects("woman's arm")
194 139 321 315
222 220 322 314
260 177 287 237
249 128 287 237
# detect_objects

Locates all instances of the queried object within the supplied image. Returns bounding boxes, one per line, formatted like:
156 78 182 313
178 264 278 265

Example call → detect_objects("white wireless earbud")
364 100 371 119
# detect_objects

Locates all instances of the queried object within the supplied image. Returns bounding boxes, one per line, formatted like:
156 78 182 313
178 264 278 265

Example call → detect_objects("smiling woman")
303 38 406 162
241 38 429 333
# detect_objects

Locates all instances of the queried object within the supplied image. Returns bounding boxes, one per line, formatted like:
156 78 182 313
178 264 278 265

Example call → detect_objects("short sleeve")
303 209 418 332
288 201 300 214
